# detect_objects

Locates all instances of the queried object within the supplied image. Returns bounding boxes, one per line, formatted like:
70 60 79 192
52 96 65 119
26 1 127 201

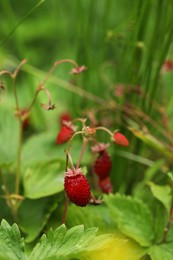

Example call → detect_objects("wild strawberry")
21 109 30 128
56 121 76 144
59 112 72 126
93 150 112 179
99 177 113 194
113 132 129 146
64 168 91 207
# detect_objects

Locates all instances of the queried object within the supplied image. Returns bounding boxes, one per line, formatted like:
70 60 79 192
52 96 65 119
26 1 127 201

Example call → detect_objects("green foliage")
0 104 19 167
0 219 26 260
148 242 173 260
29 225 97 260
65 203 117 234
104 193 154 246
23 160 64 199
146 182 172 213
18 197 58 242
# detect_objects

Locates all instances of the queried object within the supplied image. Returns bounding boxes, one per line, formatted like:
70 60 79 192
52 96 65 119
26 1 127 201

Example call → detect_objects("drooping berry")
64 168 91 207
93 150 112 180
99 177 113 194
113 132 129 147
56 123 75 144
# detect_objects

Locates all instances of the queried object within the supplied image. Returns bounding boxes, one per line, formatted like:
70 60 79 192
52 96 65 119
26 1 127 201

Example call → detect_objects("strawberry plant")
0 0 173 259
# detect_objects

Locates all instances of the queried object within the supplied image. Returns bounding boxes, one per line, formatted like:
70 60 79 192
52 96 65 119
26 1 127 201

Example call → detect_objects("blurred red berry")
161 60 173 73
56 125 74 144
21 109 30 128
59 112 72 126
99 177 113 194
113 132 129 147
114 84 124 97
64 168 91 207
93 150 112 180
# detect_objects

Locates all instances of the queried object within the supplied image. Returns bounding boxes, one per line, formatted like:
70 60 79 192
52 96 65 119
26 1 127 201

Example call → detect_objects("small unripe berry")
113 132 129 146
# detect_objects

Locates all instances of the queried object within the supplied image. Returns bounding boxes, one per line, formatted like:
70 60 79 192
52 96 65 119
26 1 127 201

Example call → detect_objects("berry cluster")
56 114 129 208
92 143 112 194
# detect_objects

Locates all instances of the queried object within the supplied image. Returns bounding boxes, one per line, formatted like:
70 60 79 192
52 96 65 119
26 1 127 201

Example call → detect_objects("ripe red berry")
113 132 129 146
64 168 91 207
93 151 112 179
99 177 113 194
56 125 74 144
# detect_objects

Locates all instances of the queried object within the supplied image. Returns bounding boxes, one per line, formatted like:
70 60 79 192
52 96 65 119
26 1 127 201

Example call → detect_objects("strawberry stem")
62 196 70 224
95 126 113 137
67 131 85 152
39 59 79 88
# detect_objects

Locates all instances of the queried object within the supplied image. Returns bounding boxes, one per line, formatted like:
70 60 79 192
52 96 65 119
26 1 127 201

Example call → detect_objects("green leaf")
146 181 172 213
21 131 62 169
18 197 58 242
29 225 98 260
152 202 168 243
0 104 19 167
144 159 166 181
0 219 26 260
104 193 154 246
167 172 173 183
66 203 117 234
148 242 173 260
21 130 91 171
23 160 65 199
83 233 146 260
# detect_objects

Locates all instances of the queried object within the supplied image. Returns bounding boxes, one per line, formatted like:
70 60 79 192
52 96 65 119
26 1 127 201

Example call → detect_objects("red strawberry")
93 150 112 179
21 109 30 128
59 112 72 126
64 168 91 207
56 125 74 144
99 177 113 194
113 132 129 146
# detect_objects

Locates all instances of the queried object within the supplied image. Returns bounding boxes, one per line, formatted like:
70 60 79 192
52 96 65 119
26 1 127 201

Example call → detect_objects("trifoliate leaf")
104 193 154 246
0 219 26 260
146 181 172 213
23 159 64 199
148 242 173 260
